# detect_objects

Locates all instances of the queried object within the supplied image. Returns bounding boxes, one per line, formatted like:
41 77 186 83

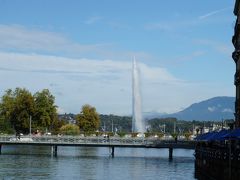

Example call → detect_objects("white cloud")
84 16 103 25
208 106 216 112
0 51 181 85
57 107 66 114
139 63 182 83
198 7 232 20
145 7 232 34
0 24 103 54
193 39 233 56
222 108 233 113
144 19 200 33
0 51 201 115
0 23 234 115
0 24 154 61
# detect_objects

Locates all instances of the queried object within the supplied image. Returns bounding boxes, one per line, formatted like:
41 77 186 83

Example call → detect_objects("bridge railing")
0 135 149 145
0 135 195 147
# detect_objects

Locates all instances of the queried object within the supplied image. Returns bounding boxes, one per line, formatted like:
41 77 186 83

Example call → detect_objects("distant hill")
143 111 167 120
144 96 235 121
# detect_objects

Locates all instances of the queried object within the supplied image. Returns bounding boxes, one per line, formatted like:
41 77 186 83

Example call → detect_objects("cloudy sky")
0 0 236 115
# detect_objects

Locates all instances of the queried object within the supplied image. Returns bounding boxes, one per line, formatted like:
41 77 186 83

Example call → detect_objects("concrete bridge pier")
51 145 58 157
110 146 115 157
169 148 173 160
54 145 58 157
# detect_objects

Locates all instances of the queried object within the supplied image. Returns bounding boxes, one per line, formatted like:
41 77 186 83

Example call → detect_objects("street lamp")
111 119 113 133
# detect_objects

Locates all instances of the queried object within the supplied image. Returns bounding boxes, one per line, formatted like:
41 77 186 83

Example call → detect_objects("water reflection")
0 146 196 179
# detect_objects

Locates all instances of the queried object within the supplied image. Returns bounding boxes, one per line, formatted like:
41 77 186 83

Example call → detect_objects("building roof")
223 128 240 139
196 129 231 141
207 129 230 141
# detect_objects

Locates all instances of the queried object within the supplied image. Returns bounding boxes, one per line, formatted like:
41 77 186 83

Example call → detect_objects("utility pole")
174 121 176 134
111 119 113 133
221 118 224 129
203 122 205 133
192 123 195 134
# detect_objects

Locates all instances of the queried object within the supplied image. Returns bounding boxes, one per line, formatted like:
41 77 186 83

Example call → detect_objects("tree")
0 88 35 134
0 88 61 134
0 89 14 133
76 104 100 132
184 132 192 140
0 115 14 134
33 89 58 132
59 124 80 135
99 114 132 132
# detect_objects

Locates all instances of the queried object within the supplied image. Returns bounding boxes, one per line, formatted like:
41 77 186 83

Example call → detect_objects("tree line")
0 88 233 136
147 118 234 134
0 88 100 135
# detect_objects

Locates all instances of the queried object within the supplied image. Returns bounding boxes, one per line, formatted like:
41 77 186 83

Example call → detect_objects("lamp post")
111 119 113 133
174 121 176 134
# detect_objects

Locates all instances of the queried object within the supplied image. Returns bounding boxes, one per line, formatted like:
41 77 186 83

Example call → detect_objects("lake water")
0 146 196 179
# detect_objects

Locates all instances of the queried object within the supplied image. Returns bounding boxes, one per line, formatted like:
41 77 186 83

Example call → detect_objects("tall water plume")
132 57 145 133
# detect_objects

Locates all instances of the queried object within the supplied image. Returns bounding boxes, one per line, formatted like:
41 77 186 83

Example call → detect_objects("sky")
0 0 236 115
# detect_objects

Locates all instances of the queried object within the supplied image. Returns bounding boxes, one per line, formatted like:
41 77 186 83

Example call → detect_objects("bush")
107 132 114 136
171 133 178 139
144 132 153 138
184 132 192 140
83 131 95 136
117 131 126 137
59 124 80 135
131 132 139 137
156 132 164 138
95 131 104 136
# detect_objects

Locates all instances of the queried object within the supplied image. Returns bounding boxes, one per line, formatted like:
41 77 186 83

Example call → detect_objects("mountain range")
144 96 235 121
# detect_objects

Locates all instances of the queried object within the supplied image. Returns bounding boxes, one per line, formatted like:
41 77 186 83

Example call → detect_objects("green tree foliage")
117 131 127 137
59 124 80 135
144 132 164 138
51 119 67 135
0 90 14 133
34 89 58 131
0 88 60 134
99 114 132 132
147 118 228 135
76 104 100 132
0 115 14 134
131 132 138 137
147 118 177 134
184 132 192 140
0 88 35 134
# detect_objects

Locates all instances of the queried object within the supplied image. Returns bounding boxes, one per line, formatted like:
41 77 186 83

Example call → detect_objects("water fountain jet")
132 57 145 134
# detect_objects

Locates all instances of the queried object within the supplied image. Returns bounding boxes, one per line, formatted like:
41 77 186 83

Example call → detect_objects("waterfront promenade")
0 135 195 158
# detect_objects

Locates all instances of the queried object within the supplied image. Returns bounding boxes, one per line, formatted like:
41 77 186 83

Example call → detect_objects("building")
194 1 240 179
232 0 240 127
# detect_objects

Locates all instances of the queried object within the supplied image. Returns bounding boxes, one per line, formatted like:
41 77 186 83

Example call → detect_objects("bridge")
0 135 196 158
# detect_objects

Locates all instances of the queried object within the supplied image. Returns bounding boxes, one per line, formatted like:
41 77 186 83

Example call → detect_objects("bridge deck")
0 135 195 149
